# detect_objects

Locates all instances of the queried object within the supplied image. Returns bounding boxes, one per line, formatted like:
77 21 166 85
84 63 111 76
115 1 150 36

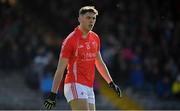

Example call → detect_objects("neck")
79 25 89 39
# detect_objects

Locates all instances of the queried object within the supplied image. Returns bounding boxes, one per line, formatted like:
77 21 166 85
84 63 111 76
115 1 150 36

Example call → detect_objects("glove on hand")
109 81 122 97
44 92 57 109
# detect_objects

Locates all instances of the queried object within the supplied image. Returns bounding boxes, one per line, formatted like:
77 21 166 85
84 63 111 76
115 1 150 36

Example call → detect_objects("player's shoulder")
90 31 99 39
64 31 77 42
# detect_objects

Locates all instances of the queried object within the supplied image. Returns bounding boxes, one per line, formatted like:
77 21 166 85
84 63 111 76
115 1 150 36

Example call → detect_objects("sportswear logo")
85 42 90 49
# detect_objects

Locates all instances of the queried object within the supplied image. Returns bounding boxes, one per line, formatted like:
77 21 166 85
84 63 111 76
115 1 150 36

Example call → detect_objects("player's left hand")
109 81 122 97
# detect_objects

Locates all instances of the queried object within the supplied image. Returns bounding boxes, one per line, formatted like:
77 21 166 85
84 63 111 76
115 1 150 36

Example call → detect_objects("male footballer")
44 6 122 110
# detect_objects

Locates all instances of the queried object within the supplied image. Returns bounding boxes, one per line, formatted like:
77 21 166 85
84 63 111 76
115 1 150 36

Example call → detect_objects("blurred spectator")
172 74 180 100
25 66 40 90
129 64 144 91
40 65 53 99
121 45 134 62
156 75 172 99
101 34 120 75
33 46 53 74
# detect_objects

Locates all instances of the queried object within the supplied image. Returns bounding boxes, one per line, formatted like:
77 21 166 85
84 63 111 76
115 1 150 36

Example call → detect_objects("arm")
95 51 113 83
44 35 73 109
44 57 68 109
51 57 68 93
95 51 122 97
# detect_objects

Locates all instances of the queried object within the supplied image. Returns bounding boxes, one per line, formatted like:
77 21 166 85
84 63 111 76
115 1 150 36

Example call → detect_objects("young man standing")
44 6 122 110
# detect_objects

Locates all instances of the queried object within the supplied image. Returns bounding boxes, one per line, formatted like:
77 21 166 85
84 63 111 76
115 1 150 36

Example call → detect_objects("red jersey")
60 26 100 87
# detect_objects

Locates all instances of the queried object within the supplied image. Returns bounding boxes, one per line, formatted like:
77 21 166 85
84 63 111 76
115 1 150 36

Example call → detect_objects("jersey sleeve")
97 36 100 51
60 37 74 59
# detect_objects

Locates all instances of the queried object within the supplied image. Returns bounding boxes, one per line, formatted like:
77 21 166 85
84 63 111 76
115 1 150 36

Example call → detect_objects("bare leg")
69 99 89 110
89 103 95 111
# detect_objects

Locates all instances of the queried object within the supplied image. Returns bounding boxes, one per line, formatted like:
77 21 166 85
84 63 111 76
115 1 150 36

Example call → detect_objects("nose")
90 18 95 23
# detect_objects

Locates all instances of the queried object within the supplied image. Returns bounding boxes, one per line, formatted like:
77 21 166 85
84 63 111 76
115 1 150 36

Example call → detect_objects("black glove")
109 81 122 97
44 92 57 109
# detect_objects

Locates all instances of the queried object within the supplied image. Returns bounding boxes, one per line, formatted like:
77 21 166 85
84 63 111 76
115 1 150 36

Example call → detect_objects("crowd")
0 0 180 100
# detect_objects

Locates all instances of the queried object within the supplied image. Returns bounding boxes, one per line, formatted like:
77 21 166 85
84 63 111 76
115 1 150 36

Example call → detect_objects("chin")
89 27 93 31
86 28 91 32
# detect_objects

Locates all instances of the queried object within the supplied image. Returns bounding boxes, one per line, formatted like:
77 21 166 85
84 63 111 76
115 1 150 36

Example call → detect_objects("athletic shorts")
64 83 95 104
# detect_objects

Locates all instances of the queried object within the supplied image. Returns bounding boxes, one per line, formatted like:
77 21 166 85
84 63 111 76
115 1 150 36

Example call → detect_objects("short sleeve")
97 36 100 51
60 38 74 59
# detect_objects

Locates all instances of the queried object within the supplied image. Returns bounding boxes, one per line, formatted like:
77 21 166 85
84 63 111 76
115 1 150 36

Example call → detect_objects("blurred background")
0 0 180 110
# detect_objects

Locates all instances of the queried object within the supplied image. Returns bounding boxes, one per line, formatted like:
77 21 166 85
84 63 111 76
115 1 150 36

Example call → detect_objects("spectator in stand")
129 64 144 91
156 75 172 99
172 74 180 100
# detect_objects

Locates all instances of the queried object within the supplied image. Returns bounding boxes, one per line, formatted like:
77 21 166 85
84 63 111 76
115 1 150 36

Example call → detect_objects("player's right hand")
44 92 57 109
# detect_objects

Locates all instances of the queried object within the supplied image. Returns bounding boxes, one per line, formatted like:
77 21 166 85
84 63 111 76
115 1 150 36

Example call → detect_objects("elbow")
95 60 104 69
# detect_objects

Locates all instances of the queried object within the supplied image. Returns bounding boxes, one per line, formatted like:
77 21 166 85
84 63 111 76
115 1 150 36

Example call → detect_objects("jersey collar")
74 26 91 41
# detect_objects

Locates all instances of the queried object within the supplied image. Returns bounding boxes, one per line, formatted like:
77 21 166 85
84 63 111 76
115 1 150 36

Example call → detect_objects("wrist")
108 81 114 85
49 92 57 100
108 81 115 87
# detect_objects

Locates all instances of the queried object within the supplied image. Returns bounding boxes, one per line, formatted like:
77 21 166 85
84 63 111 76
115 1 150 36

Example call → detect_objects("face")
79 12 97 32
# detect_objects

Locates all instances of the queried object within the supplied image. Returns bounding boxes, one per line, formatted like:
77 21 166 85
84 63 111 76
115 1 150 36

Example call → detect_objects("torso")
61 27 100 87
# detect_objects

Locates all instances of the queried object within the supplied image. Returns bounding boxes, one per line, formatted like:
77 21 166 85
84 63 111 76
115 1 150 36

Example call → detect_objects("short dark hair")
79 6 98 16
